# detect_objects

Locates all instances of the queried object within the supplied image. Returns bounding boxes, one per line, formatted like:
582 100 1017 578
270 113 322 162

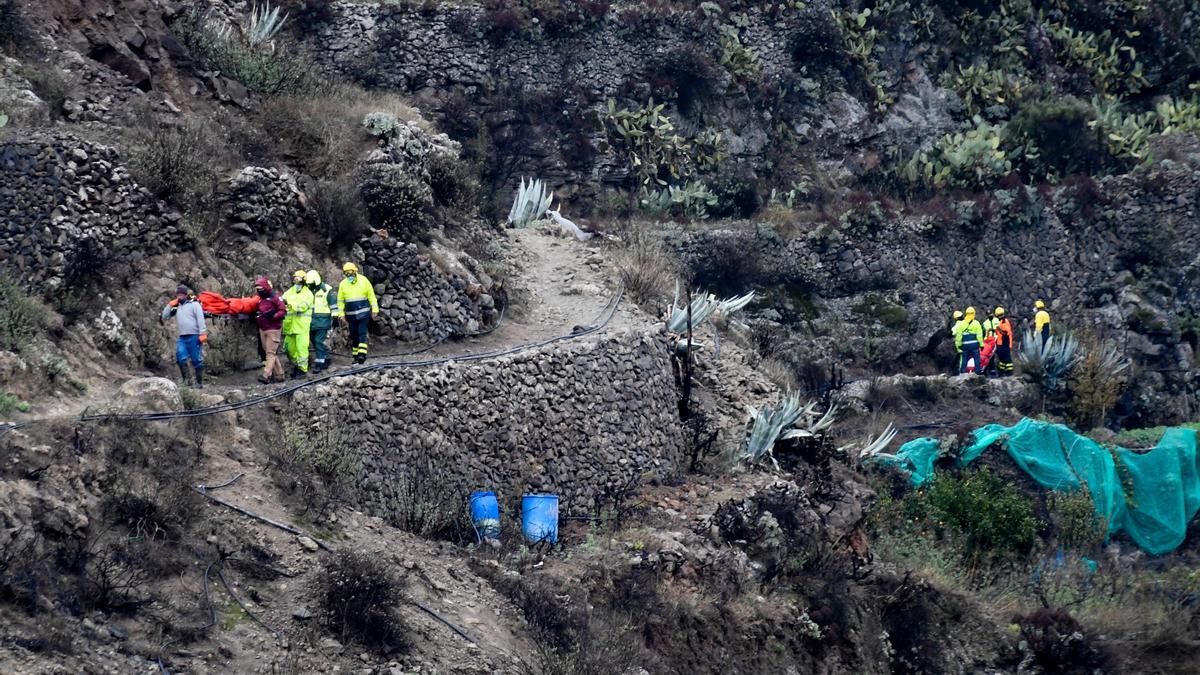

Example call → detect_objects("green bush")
0 392 30 415
274 417 362 518
359 164 435 241
903 117 1011 189
0 277 42 353
1048 491 1105 552
925 467 1042 558
1112 423 1200 448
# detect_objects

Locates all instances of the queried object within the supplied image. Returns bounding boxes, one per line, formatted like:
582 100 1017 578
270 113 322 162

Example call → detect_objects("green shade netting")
881 418 1200 555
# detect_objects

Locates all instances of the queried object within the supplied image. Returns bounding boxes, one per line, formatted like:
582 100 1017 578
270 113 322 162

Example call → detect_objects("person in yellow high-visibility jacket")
337 262 378 364
1034 299 1052 345
282 269 315 377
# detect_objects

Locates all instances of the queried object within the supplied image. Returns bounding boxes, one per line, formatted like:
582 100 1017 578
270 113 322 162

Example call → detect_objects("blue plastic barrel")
522 494 559 544
469 491 500 542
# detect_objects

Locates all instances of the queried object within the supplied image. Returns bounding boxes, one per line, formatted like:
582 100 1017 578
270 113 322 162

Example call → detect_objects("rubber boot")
178 362 193 387
194 366 204 389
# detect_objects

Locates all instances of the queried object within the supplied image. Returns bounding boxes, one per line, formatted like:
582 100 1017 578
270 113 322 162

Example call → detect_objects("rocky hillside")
2 0 1200 674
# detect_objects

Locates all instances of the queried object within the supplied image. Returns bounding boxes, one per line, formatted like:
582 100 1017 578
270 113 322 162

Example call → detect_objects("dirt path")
1 227 649 431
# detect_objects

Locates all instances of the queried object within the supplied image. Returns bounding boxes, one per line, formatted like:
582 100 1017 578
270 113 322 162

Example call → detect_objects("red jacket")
256 292 286 331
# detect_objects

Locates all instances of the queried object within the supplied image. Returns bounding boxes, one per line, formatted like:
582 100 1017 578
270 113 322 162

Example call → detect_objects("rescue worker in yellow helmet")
1034 300 1051 346
337 262 378 364
282 269 315 378
949 310 965 373
305 270 339 372
993 307 1016 376
955 306 984 374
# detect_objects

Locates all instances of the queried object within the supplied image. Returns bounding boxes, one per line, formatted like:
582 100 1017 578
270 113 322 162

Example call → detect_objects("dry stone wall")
220 166 306 239
0 132 179 291
294 332 687 517
362 235 499 343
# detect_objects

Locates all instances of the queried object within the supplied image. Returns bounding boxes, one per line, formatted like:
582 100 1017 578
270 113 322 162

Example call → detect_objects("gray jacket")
162 299 207 336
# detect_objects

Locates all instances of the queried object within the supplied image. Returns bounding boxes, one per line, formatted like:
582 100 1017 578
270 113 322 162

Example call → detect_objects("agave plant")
507 177 554 228
246 2 289 48
742 393 816 468
1017 328 1081 390
666 284 755 336
1090 340 1130 376
845 423 899 463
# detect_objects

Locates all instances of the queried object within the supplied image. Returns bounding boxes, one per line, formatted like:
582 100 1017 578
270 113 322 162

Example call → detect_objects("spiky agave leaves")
742 394 840 469
743 393 813 469
246 2 289 48
844 424 900 464
666 284 756 336
508 177 554 228
1017 328 1081 389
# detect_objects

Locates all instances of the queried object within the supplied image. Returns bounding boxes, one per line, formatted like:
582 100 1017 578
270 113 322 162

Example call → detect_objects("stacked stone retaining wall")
294 331 687 517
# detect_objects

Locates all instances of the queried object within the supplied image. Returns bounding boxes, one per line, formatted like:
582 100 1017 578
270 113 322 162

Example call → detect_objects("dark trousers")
960 345 981 373
348 316 370 357
996 344 1014 376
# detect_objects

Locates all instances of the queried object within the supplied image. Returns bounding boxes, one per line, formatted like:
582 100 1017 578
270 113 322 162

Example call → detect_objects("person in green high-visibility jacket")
949 309 965 373
305 270 340 372
282 269 315 377
955 306 984 374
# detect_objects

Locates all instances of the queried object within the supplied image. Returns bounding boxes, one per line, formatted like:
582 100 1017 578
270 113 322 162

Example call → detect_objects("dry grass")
614 228 676 308
757 356 798 392
257 81 431 178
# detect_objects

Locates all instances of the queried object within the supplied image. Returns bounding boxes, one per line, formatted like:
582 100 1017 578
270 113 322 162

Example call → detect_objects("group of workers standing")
162 262 379 387
951 300 1051 376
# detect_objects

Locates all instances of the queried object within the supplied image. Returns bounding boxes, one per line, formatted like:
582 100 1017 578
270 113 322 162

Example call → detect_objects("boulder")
114 377 183 413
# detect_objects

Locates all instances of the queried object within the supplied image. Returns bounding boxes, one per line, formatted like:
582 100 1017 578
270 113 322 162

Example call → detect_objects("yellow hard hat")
965 306 976 316
293 269 306 282
1035 299 1045 309
305 270 321 285
953 310 963 320
343 262 358 275
994 307 1005 317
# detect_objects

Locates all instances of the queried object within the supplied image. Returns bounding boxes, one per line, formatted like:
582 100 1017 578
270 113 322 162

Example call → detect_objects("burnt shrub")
1060 174 1107 222
379 457 472 542
790 10 846 70
1014 607 1112 672
683 233 766 296
481 0 529 45
527 0 612 37
315 550 410 653
646 45 720 118
359 163 436 241
278 0 335 35
0 0 35 55
426 152 481 213
98 420 202 540
1008 97 1119 178
309 176 371 248
707 170 762 219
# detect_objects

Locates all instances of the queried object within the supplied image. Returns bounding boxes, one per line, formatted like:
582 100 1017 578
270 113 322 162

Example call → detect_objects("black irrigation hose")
0 294 615 434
